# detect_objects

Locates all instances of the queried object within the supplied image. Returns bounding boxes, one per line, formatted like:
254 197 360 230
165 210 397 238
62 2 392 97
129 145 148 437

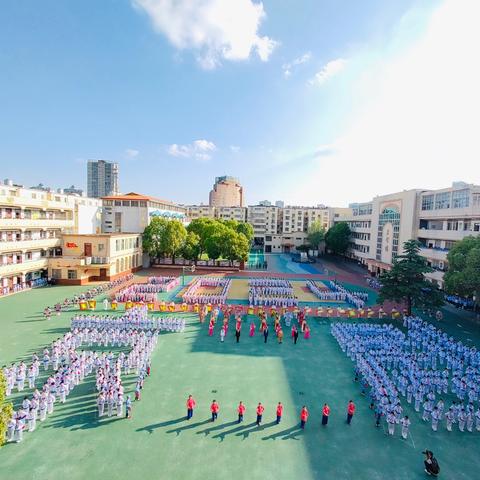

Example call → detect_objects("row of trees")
143 217 254 265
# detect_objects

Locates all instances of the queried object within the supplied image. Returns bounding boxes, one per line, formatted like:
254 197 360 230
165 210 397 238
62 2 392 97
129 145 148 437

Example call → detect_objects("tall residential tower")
87 160 119 198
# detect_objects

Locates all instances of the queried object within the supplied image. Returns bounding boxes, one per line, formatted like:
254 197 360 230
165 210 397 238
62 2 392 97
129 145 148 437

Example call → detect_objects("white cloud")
230 145 241 153
299 0 480 206
132 0 278 69
282 52 311 78
308 58 346 86
125 148 139 158
167 139 217 161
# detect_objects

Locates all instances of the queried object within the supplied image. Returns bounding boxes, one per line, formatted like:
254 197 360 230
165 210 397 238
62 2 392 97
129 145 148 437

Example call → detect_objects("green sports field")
1 282 479 480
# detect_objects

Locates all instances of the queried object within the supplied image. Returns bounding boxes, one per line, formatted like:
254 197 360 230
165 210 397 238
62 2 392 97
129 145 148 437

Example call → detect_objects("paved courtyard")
1 262 479 480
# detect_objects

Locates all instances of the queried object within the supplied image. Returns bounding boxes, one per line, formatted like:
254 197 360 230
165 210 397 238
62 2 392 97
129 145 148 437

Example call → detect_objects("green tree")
444 236 480 307
221 230 249 265
378 239 444 315
142 217 170 259
325 222 351 255
186 218 217 258
0 369 13 447
181 231 201 262
164 220 187 263
236 221 254 243
307 220 326 248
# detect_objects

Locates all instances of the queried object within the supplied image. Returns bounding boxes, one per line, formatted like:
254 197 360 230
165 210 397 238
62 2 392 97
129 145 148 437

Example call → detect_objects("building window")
434 192 451 209
452 189 470 208
473 194 480 207
98 244 105 251
67 270 77 280
421 195 434 210
51 269 62 279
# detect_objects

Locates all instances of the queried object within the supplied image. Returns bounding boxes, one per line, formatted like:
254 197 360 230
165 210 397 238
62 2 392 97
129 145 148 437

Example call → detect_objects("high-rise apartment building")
209 176 243 207
87 160 119 198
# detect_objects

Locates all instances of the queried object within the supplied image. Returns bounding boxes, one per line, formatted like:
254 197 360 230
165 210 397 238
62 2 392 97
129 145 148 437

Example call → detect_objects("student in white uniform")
400 416 410 439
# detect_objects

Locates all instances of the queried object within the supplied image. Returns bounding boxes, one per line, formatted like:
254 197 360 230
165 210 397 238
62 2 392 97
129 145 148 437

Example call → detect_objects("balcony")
0 237 61 253
419 247 448 262
0 258 48 276
0 218 74 229
417 228 467 241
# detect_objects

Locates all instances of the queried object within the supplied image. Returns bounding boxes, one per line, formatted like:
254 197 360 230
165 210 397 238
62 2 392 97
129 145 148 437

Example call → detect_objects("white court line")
409 431 416 449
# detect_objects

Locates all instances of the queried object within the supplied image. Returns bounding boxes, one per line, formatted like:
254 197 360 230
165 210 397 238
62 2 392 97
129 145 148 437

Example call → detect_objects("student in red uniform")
186 395 196 420
300 406 309 429
322 403 330 426
237 401 246 423
210 400 219 422
276 402 284 424
346 400 356 425
256 402 265 426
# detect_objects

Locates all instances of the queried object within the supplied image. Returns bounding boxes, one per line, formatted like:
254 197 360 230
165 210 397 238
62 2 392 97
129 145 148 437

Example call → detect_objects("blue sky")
1 0 479 206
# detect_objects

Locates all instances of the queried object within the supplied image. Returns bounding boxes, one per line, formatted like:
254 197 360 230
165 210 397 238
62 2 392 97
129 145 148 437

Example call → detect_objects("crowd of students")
182 277 231 304
96 331 157 419
331 316 480 437
3 304 178 444
147 276 180 292
328 281 368 309
71 308 185 333
306 280 347 302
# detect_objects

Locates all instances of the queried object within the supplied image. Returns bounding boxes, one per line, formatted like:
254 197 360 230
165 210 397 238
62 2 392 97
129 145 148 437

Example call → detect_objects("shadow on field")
136 417 185 434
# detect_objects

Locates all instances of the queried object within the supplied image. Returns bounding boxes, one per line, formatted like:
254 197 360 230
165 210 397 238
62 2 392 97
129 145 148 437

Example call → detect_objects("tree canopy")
145 217 251 264
444 235 480 305
325 222 351 255
378 239 444 315
307 220 326 248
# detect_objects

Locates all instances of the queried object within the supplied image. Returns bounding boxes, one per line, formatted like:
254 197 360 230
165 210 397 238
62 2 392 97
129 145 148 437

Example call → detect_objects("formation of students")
4 305 172 443
43 274 134 315
332 317 480 437
307 280 347 302
71 310 185 333
183 395 357 430
115 284 158 303
147 276 179 292
328 281 368 309
248 279 297 306
96 332 157 419
207 307 311 344
182 277 231 304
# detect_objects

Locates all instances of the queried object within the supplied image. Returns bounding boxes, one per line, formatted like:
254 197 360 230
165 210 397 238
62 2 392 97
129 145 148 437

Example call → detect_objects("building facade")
0 180 102 295
339 182 480 288
48 233 142 285
209 176 243 207
102 192 187 233
87 160 119 198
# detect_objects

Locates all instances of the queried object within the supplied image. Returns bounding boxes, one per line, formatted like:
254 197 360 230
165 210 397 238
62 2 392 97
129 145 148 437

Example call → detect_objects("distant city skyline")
1 0 479 206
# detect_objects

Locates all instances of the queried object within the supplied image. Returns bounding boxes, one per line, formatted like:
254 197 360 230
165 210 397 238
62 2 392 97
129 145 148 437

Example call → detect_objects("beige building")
0 180 101 295
185 205 247 223
340 182 480 288
209 176 244 207
48 233 142 285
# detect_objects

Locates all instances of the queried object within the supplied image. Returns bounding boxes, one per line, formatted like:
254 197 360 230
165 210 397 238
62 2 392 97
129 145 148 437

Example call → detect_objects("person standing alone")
322 403 330 426
186 395 196 420
346 400 355 425
300 406 309 429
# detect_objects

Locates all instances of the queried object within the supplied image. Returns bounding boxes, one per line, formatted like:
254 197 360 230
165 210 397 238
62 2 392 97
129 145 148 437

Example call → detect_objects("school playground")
1 261 479 480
